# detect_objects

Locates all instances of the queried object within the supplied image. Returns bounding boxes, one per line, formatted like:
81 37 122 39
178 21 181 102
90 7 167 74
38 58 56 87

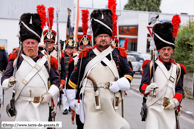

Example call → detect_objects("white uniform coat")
83 56 130 129
13 55 49 122
146 59 177 129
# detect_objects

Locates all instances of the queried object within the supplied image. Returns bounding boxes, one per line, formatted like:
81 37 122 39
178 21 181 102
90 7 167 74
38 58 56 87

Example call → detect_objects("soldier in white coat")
1 10 60 123
66 9 133 129
139 22 186 129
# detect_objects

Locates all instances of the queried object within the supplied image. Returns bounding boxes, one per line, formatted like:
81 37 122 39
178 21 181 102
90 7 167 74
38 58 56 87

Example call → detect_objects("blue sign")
119 39 125 47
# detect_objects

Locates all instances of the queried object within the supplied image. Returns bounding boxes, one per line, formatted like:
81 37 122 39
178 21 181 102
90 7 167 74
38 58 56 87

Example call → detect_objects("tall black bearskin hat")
19 5 47 43
153 22 175 50
19 13 43 42
43 30 57 43
65 37 76 48
90 9 113 37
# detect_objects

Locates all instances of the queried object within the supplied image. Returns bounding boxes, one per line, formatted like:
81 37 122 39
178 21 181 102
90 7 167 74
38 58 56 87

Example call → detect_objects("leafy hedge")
175 19 194 72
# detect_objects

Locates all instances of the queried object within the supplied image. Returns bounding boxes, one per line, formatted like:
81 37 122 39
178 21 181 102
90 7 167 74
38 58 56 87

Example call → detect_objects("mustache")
164 53 169 56
28 48 34 51
100 40 107 43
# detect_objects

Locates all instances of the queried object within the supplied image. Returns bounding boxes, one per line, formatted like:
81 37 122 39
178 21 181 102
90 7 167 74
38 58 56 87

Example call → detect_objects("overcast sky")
76 0 194 15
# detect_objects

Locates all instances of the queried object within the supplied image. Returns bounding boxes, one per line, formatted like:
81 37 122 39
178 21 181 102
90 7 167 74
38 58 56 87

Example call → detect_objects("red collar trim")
158 56 176 64
158 56 164 63
95 45 101 52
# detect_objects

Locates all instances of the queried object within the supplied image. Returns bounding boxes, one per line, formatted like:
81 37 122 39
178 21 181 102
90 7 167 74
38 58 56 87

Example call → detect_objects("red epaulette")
90 46 95 49
79 48 89 58
180 64 187 74
118 47 127 57
61 51 65 58
8 53 18 62
142 60 151 69
50 56 58 70
170 59 177 65
69 57 73 64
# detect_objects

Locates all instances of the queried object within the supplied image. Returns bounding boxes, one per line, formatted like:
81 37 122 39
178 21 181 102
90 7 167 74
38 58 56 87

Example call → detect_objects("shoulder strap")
149 60 153 83
93 48 119 78
13 59 17 68
150 61 181 87
176 63 181 87
82 46 114 80
15 55 47 100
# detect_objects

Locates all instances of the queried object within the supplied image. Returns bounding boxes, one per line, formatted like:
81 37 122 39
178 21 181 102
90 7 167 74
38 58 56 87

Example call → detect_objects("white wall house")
0 0 193 53
0 0 74 53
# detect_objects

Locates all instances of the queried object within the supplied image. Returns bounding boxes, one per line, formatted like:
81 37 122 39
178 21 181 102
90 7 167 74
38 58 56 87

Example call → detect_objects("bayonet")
6 41 23 117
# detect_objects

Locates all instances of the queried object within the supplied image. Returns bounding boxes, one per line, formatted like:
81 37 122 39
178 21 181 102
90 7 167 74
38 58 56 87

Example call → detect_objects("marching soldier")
60 37 75 115
1 5 60 123
66 9 133 129
41 7 60 123
68 9 92 129
139 21 186 129
42 29 59 123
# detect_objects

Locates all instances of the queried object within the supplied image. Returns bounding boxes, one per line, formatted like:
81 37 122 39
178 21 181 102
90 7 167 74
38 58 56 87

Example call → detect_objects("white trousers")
62 88 69 110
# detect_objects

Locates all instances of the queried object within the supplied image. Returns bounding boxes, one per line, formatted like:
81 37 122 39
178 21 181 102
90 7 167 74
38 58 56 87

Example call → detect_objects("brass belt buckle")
34 64 41 71
33 97 40 103
163 97 169 107
169 76 175 83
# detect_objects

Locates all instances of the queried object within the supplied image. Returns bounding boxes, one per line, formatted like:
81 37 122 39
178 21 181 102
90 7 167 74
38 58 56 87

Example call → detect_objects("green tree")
124 0 161 12
175 19 194 72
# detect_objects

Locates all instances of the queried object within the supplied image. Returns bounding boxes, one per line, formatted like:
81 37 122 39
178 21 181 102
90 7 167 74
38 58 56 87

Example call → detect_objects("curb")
180 108 194 120
130 85 194 121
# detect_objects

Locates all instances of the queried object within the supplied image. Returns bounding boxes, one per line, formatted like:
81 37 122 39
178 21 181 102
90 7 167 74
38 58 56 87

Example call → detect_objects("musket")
67 8 71 38
6 41 23 117
149 33 156 98
56 9 61 71
152 50 156 98
56 8 62 111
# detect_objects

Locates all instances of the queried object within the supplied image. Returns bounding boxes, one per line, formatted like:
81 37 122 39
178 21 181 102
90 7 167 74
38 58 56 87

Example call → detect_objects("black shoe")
69 107 72 112
63 109 68 115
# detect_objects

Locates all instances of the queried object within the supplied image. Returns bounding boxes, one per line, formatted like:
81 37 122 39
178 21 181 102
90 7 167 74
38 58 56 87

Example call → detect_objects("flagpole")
74 0 79 43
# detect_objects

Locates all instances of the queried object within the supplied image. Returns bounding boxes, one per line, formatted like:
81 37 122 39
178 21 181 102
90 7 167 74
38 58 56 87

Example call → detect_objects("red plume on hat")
79 9 92 48
36 4 47 29
81 9 89 35
108 0 117 38
172 15 181 37
47 7 54 29
124 38 128 50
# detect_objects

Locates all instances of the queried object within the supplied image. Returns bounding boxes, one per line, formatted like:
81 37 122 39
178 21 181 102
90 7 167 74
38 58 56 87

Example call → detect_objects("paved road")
1 74 194 129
